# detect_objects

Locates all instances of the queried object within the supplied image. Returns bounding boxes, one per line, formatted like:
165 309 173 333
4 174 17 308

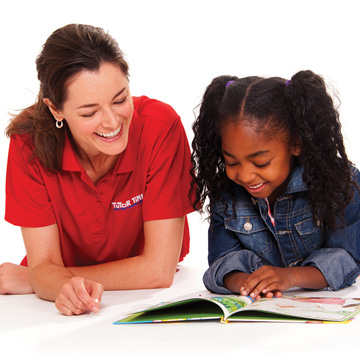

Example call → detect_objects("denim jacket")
203 165 360 293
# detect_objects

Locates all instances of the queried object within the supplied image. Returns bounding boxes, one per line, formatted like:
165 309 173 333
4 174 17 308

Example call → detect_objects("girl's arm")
227 265 327 299
21 217 184 315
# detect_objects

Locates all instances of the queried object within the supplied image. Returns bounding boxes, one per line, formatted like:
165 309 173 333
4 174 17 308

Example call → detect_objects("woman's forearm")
69 254 177 290
30 263 75 301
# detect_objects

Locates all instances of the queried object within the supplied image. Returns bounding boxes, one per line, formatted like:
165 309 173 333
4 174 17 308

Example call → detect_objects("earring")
56 120 64 129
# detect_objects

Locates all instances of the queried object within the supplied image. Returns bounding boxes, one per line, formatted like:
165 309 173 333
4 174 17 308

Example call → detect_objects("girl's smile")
221 122 301 204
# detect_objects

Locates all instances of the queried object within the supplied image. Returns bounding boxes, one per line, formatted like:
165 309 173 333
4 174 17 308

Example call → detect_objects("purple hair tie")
286 80 291 86
226 80 235 88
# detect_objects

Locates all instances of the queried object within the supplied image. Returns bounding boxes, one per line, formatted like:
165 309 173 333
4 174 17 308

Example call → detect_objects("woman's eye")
82 112 96 118
255 161 271 168
114 97 126 105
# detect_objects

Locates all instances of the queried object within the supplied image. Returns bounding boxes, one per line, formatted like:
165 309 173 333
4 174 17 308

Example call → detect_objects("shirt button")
243 222 253 231
99 182 106 188
95 220 103 227
96 201 102 208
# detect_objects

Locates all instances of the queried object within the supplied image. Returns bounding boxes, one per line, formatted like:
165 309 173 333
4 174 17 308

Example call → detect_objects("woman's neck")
74 144 120 184
80 153 119 184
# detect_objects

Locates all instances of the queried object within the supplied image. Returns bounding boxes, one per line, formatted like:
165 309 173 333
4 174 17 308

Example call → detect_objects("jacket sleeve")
203 203 264 294
301 168 360 290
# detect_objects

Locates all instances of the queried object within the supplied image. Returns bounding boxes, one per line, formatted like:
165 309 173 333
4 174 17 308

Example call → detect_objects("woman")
0 24 195 315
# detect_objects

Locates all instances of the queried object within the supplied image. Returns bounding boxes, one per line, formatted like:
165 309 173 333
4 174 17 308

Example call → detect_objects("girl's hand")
55 276 104 316
223 270 281 299
0 263 34 294
240 266 291 298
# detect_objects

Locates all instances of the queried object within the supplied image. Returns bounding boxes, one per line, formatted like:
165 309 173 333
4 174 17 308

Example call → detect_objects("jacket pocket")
224 215 272 256
294 217 323 251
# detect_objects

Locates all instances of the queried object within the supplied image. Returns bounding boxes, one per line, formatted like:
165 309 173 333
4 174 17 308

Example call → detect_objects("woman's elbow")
147 269 176 289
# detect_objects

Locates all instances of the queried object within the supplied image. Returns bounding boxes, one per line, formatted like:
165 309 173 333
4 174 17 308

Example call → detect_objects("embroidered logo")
111 194 143 211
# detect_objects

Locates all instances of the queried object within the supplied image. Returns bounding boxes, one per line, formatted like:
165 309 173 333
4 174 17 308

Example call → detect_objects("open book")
114 292 360 324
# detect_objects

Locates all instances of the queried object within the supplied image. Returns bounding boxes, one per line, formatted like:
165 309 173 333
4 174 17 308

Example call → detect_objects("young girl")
191 70 360 299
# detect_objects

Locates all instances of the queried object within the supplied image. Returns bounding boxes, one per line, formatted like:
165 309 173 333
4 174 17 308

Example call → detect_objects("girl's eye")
225 162 238 167
254 160 271 168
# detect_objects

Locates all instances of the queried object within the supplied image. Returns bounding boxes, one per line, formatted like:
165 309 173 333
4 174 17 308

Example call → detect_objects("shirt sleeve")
203 202 264 294
142 112 195 221
5 135 56 227
301 168 360 290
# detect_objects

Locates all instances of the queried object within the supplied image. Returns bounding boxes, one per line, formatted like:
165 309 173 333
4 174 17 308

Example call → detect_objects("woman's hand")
0 262 34 294
55 276 104 316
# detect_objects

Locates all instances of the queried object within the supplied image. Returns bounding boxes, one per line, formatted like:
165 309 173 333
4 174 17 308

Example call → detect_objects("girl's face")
221 122 300 204
47 62 133 160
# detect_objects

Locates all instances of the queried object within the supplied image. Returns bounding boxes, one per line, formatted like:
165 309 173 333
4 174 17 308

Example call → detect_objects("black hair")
191 70 356 231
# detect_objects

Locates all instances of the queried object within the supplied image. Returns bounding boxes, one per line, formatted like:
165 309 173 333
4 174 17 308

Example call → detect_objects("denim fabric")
203 165 360 293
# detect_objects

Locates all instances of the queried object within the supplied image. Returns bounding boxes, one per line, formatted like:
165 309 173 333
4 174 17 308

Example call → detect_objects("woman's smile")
95 124 122 139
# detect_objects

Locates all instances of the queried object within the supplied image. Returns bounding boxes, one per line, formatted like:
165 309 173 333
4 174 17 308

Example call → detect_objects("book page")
235 296 360 322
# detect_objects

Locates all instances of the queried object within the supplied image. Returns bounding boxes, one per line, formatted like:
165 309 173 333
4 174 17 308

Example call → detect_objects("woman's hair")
6 24 129 172
191 70 356 230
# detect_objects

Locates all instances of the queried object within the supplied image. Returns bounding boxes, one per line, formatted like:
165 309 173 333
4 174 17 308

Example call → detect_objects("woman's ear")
43 98 63 121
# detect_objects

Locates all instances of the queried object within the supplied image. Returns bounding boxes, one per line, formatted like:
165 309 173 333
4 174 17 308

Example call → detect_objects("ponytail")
284 70 355 230
6 93 65 172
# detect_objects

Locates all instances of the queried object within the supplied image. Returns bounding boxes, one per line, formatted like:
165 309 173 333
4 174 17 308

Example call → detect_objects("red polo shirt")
5 96 195 266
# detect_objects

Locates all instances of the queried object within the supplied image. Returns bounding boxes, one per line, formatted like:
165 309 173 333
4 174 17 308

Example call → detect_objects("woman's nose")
102 108 118 128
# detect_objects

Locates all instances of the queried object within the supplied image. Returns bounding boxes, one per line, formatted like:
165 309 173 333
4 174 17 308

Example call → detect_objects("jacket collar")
283 164 308 194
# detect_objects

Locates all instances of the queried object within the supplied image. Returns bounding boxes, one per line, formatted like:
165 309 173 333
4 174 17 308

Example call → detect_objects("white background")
1 0 359 268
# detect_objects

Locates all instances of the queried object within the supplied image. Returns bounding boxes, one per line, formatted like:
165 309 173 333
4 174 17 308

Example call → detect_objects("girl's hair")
6 24 129 172
191 70 356 230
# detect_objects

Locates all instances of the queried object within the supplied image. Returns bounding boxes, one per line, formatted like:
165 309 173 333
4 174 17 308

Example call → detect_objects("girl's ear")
43 98 63 121
291 139 302 156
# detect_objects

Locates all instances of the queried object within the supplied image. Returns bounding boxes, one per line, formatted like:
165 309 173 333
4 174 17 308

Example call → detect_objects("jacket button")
243 222 253 231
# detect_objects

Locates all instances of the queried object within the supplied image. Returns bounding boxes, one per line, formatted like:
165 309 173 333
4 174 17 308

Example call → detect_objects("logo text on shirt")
111 194 143 211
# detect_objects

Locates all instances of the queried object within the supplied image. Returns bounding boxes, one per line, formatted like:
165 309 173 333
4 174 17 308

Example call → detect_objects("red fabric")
6 96 195 267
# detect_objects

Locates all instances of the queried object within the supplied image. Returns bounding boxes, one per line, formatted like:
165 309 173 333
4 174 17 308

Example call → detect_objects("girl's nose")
236 165 257 185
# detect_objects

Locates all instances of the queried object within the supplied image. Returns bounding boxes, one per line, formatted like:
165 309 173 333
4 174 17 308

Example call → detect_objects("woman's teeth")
96 126 121 138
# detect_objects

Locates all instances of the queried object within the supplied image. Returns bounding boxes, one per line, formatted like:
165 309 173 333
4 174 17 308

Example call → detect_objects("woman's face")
52 62 133 160
221 121 300 204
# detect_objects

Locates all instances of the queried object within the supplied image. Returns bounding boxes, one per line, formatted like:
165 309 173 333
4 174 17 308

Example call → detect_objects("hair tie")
226 80 235 88
286 80 291 86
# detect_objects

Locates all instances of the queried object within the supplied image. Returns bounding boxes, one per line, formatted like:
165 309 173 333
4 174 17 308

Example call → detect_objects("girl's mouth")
248 183 265 190
245 182 266 194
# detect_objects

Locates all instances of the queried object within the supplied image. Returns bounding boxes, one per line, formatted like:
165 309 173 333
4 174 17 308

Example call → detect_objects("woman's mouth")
96 125 122 139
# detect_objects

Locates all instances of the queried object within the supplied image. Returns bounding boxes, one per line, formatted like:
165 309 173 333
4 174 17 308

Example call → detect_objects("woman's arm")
0 262 33 294
20 217 184 315
69 217 185 289
21 224 103 316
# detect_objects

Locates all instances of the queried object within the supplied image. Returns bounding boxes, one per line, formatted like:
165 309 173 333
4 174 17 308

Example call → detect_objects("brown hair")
6 24 129 172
